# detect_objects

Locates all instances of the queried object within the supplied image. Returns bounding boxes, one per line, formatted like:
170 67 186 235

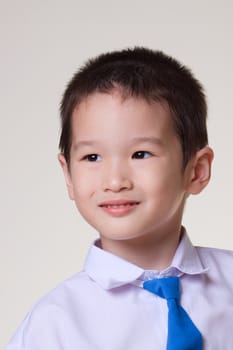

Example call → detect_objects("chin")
99 229 145 242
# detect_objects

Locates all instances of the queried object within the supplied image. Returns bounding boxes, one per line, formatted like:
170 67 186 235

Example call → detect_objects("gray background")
1 0 233 348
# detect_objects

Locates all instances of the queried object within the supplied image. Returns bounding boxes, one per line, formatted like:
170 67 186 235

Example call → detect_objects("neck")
100 225 183 271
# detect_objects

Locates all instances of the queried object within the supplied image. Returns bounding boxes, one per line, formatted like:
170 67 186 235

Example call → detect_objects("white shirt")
5 231 233 350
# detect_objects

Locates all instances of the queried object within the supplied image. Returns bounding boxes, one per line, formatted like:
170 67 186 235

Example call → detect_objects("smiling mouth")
98 200 140 216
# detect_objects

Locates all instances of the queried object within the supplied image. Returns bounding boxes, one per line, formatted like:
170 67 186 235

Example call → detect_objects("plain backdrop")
1 0 233 347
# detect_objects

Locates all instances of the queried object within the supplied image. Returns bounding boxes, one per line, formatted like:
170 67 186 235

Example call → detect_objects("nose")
102 162 133 193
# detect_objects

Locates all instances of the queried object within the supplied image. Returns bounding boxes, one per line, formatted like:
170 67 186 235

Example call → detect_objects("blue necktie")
143 276 202 350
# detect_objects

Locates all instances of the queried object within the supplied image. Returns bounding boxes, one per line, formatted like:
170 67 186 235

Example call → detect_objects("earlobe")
186 147 214 195
57 153 75 200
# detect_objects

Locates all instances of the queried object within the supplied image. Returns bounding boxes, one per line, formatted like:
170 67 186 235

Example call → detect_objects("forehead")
71 91 175 133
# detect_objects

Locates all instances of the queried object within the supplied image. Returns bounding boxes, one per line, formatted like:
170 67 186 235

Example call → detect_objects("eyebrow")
73 140 99 151
73 137 163 151
129 137 163 146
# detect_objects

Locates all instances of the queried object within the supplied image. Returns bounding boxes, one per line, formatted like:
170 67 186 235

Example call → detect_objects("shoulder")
6 271 94 349
32 270 94 312
196 245 233 263
33 271 91 316
195 245 233 288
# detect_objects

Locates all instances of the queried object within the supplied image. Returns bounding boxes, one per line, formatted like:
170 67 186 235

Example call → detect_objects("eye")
83 154 102 162
132 151 152 159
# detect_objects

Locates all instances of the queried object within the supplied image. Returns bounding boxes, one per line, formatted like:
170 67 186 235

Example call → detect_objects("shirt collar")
169 230 209 276
83 228 208 290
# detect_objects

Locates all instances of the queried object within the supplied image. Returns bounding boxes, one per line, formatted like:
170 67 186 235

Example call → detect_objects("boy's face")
60 91 195 250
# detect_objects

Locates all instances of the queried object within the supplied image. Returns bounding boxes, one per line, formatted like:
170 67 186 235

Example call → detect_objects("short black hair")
59 47 208 167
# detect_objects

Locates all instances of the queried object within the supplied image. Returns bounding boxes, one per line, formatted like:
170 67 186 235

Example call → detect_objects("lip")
98 199 140 217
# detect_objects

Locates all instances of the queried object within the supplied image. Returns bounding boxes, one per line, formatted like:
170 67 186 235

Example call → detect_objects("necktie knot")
143 276 179 300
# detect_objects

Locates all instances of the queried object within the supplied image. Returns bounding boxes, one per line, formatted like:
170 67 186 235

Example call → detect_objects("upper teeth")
105 204 133 208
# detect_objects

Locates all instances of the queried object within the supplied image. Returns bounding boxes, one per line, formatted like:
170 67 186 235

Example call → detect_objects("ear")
186 146 214 195
57 153 75 200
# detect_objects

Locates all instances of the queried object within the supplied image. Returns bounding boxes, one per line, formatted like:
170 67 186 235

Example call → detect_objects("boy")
6 47 233 349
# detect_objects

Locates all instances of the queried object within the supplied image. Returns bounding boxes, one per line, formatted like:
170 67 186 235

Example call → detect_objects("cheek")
139 165 184 199
136 164 171 189
71 173 96 201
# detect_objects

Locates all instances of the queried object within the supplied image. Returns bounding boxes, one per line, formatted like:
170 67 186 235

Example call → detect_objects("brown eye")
132 151 152 159
84 154 102 162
